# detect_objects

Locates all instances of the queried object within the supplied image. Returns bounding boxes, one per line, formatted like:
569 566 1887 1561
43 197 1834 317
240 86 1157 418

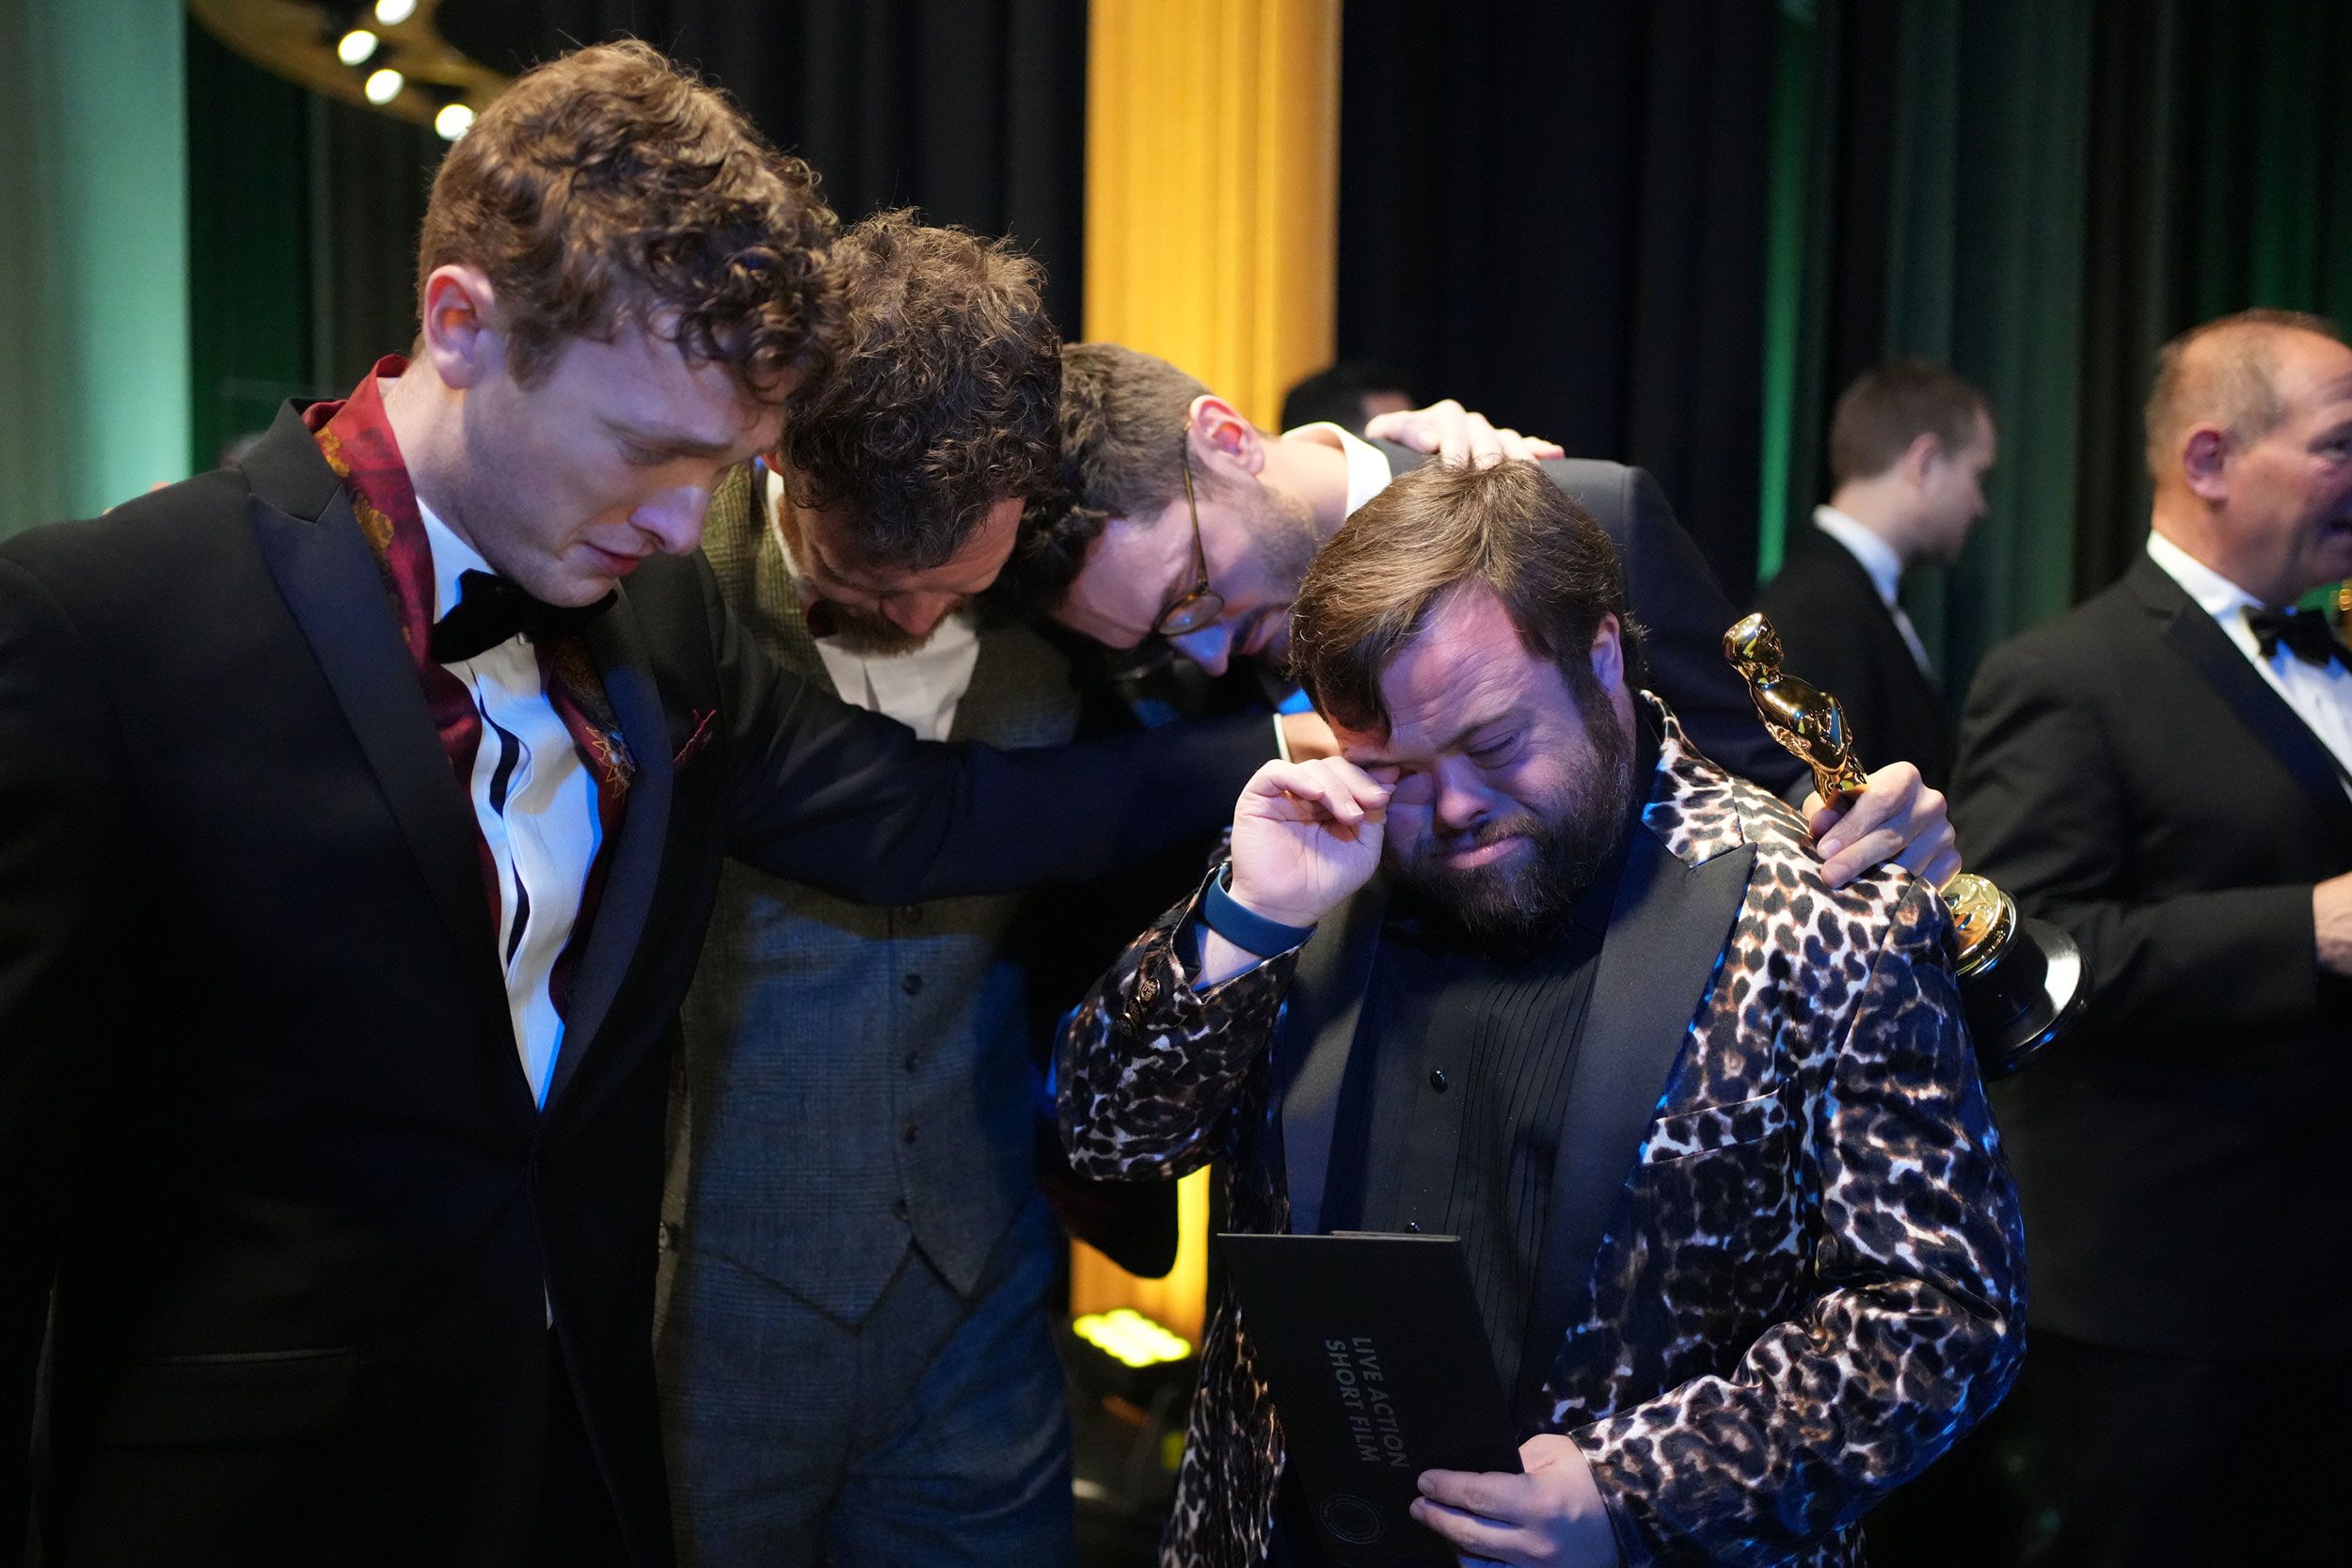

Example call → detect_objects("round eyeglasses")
1152 440 1227 638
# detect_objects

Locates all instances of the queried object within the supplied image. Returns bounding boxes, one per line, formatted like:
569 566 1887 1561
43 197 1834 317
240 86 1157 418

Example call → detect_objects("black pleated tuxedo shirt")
1323 720 1657 1400
1275 721 1655 1567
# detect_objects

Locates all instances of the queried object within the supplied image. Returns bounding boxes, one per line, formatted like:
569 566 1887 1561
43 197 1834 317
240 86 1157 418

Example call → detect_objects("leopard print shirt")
1056 698 2025 1567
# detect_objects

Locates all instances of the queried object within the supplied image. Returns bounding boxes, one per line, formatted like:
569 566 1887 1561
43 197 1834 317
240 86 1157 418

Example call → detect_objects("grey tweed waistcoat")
667 465 1080 1321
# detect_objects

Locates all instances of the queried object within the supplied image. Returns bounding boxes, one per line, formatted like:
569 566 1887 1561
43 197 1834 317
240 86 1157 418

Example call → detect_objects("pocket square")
672 707 717 769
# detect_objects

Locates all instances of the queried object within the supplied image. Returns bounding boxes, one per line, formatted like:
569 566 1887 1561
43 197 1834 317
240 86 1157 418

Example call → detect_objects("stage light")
435 103 475 141
336 29 379 66
1072 1308 1192 1370
374 0 419 24
364 68 404 105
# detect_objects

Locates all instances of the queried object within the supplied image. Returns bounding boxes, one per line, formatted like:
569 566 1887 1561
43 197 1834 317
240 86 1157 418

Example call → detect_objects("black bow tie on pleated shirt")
428 570 616 663
2244 605 2350 671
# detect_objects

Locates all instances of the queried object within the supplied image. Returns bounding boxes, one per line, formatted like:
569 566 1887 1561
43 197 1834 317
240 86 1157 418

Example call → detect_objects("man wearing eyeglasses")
1012 341 1962 887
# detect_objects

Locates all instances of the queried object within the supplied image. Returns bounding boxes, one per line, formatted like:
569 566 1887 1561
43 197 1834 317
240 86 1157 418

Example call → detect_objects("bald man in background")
1952 309 2352 1565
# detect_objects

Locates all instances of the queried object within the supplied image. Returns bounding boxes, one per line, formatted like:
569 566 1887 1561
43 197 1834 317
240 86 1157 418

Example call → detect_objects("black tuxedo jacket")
1756 531 1952 788
0 407 1271 1565
1371 441 1804 798
1952 552 2352 1355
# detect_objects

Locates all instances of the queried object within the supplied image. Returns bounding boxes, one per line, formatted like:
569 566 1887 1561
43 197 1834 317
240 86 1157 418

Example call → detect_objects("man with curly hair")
0 44 1279 1568
650 211 1226 1567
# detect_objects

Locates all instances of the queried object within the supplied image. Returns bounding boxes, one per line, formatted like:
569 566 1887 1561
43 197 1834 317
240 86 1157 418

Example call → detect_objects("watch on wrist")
1202 863 1318 958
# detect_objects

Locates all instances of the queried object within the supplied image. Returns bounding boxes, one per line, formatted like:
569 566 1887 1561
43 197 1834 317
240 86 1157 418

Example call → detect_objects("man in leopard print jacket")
1057 461 2024 1567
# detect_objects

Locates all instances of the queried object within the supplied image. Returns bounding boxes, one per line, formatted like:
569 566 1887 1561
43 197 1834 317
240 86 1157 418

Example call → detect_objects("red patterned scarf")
308 358 631 1020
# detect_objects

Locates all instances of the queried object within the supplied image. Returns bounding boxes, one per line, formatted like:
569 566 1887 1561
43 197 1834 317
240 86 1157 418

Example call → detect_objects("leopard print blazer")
1056 699 2025 1567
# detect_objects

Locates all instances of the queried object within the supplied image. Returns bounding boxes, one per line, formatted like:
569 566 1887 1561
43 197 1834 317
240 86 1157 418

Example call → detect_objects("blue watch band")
1202 864 1317 958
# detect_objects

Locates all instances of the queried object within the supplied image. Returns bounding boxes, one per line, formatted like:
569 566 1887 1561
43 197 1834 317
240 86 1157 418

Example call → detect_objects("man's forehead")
565 323 779 445
1351 591 1536 751
2257 331 2352 415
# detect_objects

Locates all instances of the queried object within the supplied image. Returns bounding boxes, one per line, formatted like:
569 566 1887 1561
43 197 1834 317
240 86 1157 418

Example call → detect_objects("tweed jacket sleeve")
1570 877 2026 1566
1056 868 1297 1180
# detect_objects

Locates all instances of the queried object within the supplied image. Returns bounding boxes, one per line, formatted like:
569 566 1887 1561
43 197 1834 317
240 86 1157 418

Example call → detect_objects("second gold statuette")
1724 613 2085 1078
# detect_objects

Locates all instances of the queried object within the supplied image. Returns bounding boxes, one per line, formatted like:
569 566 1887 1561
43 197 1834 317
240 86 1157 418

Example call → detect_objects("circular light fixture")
364 67 404 105
336 28 379 66
435 102 475 141
374 0 419 24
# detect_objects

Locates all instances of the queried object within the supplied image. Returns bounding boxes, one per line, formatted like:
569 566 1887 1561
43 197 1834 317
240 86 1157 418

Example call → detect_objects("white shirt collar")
415 499 491 626
2144 530 2272 620
1810 505 1905 608
1282 422 1394 519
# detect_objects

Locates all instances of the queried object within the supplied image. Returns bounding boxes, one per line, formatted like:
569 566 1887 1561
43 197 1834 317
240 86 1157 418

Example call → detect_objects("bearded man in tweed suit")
654 212 1291 1564
1057 460 2025 1567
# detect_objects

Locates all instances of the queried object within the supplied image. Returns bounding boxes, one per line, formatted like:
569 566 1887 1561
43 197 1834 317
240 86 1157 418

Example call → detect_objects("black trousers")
535 1333 633 1568
2009 1329 2352 1567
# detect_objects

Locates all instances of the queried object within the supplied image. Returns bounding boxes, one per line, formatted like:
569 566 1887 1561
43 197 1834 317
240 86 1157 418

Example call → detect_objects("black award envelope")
1219 1231 1521 1564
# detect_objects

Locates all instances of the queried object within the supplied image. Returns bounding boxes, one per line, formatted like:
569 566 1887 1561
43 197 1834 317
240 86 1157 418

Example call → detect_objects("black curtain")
437 0 1089 336
1333 0 1779 598
186 19 444 471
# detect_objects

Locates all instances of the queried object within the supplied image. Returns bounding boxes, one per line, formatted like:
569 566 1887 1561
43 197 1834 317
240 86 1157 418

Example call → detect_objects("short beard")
805 597 931 655
1240 482 1322 591
1388 686 1637 947
1218 477 1321 666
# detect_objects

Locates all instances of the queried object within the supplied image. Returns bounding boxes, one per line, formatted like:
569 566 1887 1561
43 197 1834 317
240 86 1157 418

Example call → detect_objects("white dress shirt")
765 467 980 740
1284 421 1398 518
1812 505 1932 673
2146 531 2352 790
418 506 602 1108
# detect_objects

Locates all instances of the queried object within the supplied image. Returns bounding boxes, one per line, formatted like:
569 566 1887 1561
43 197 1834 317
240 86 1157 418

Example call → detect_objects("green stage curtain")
1765 0 2352 712
0 0 189 535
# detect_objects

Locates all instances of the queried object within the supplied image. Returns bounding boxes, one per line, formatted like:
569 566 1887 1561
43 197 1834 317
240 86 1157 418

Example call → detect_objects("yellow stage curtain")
1067 0 1341 1345
1081 0 1341 429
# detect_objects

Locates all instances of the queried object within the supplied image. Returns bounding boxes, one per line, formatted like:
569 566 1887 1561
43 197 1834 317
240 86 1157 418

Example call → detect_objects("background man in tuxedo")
1057 460 2022 1567
1755 359 1995 788
1952 308 2352 1565
0 43 1281 1568
1012 341 1964 890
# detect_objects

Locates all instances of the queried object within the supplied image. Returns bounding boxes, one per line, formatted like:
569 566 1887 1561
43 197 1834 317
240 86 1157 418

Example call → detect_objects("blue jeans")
658 1197 1073 1567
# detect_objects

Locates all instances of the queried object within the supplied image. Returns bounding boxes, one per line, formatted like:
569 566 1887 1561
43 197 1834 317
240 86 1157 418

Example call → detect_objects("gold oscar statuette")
1724 613 2085 1078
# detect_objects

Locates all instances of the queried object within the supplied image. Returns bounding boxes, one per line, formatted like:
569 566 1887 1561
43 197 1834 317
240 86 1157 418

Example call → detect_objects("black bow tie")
2245 605 2349 671
428 570 615 663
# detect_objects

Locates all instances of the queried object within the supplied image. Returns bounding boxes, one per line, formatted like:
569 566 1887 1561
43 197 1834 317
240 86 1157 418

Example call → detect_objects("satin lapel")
547 589 675 1108
1273 880 1389 1237
249 489 509 1032
1518 825 1755 1413
2137 557 2352 822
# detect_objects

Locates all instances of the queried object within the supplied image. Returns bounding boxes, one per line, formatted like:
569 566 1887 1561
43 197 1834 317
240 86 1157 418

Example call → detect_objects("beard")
803 596 931 655
1386 689 1637 947
1225 482 1322 666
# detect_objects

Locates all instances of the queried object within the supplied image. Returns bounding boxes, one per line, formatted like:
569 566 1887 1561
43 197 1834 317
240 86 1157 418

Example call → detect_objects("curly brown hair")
417 40 838 402
775 212 1060 572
